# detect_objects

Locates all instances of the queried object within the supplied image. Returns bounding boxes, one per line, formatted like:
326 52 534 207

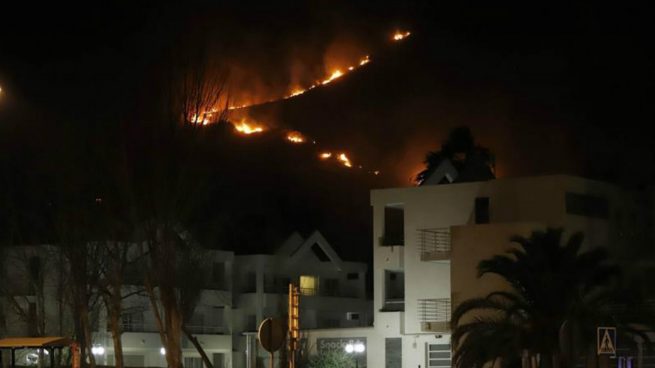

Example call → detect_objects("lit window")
300 275 319 296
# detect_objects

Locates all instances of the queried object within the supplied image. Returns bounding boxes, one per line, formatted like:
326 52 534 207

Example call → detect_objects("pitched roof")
287 230 344 270
0 337 74 348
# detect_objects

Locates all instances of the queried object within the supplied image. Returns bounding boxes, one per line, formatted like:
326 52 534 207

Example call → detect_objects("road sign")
597 327 616 355
258 318 286 353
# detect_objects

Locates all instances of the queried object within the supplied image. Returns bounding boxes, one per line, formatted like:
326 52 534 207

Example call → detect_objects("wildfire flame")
393 30 411 41
337 153 352 168
359 55 370 66
286 131 305 143
288 88 305 98
234 119 264 134
319 152 332 159
322 70 344 85
190 114 211 125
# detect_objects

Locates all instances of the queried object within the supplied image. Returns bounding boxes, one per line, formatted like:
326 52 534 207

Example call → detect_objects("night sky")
1 2 653 261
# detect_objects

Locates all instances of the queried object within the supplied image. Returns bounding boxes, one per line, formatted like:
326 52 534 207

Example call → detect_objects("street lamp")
344 342 365 368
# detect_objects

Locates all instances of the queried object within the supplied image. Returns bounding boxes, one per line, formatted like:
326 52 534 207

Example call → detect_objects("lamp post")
344 342 365 368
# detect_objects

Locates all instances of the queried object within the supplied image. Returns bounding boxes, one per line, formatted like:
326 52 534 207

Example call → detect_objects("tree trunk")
165 307 184 368
79 304 96 368
108 307 124 368
182 326 214 368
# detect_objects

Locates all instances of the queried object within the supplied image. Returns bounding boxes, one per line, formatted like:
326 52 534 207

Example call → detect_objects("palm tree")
451 228 653 368
415 126 494 185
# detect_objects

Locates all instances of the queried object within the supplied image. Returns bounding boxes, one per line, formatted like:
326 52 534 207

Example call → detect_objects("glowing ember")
286 131 305 143
373 170 380 175
359 56 370 66
234 120 264 134
319 152 332 159
337 153 353 168
393 30 411 41
322 70 344 85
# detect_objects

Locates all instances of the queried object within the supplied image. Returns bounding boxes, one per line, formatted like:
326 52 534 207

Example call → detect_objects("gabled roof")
278 230 344 271
275 231 305 257
0 337 74 348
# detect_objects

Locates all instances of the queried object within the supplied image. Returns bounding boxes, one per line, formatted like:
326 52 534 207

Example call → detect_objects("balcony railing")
418 298 451 332
418 228 451 261
121 322 225 335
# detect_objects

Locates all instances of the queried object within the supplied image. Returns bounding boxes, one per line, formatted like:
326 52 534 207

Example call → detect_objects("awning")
0 337 74 349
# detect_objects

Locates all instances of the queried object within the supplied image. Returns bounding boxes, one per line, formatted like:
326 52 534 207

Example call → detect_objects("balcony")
418 228 451 261
121 322 225 335
418 298 451 332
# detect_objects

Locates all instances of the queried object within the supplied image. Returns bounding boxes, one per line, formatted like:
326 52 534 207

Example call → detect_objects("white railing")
418 228 451 260
418 298 451 323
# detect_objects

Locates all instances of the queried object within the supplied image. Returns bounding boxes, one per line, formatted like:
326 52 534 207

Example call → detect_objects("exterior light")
354 343 365 353
344 344 354 353
91 346 105 355
160 347 166 356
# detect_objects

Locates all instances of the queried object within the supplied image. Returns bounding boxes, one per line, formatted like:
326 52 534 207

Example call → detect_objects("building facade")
0 231 371 368
305 174 646 368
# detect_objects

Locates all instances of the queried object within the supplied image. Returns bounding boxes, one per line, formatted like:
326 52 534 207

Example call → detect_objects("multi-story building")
0 230 371 368
306 174 648 368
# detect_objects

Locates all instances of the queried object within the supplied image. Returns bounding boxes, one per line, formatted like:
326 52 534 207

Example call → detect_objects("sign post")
258 318 287 368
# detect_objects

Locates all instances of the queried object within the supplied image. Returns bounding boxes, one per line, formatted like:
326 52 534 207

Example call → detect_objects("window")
565 192 609 219
300 275 319 296
246 315 257 331
243 272 256 293
475 197 489 224
184 357 203 368
347 272 359 280
121 312 144 332
383 271 404 311
322 278 339 296
311 244 331 262
346 312 360 321
382 205 404 246
212 262 225 289
28 256 41 282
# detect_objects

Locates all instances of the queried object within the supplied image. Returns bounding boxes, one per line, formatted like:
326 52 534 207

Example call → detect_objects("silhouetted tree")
416 126 494 185
451 228 654 368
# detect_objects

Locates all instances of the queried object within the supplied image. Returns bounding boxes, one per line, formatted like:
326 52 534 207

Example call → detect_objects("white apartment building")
0 231 371 368
305 174 644 368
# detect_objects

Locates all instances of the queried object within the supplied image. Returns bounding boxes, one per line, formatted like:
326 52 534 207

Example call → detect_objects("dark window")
322 278 339 296
565 193 609 219
28 256 41 282
212 262 225 289
347 312 360 320
475 197 490 224
311 244 331 262
347 272 359 280
382 206 404 246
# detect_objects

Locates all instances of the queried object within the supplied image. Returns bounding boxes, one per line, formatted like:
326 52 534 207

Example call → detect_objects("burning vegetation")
286 131 306 143
393 30 411 41
180 28 411 176
234 119 265 134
